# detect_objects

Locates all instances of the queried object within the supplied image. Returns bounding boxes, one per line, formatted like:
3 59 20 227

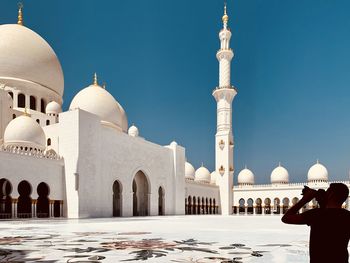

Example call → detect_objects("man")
282 183 350 263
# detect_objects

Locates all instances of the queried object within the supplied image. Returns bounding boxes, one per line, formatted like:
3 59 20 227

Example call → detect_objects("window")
30 96 36 110
36 119 40 124
41 99 45 113
18 93 25 108
46 120 50 126
47 138 51 146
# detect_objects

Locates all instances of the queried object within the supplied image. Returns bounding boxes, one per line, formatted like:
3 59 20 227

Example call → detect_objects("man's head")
326 183 349 206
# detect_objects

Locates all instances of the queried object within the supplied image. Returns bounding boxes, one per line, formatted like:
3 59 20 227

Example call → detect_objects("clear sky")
1 0 350 184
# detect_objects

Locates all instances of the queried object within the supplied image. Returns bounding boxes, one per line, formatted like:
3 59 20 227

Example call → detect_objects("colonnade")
185 196 218 215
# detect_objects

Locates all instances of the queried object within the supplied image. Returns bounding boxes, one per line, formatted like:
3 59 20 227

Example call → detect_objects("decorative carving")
219 165 225 175
219 139 225 150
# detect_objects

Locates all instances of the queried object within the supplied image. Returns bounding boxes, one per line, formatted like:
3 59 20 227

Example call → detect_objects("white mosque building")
0 5 348 219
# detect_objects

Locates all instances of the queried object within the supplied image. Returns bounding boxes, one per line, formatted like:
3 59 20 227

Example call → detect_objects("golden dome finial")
24 107 30 116
102 82 106 89
222 2 229 26
93 72 98 86
17 2 23 26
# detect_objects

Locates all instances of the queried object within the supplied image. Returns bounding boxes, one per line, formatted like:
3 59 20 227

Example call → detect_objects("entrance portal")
132 171 149 216
113 180 122 217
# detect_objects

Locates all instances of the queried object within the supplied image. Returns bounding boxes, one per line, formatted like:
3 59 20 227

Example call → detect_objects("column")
32 200 36 218
13 91 18 108
25 94 30 109
49 200 54 218
12 199 18 219
37 97 41 112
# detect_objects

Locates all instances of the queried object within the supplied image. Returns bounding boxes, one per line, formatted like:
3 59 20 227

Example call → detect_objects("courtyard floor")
0 215 312 262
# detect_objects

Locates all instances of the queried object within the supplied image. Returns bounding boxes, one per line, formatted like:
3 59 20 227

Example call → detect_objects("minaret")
212 3 237 216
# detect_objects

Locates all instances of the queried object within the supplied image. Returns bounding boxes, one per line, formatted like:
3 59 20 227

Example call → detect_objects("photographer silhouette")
282 183 350 263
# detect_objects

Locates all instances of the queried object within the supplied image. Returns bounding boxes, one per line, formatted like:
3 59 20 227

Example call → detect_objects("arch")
36 119 40 124
17 180 32 218
112 180 122 217
8 91 13 99
193 196 196 215
47 138 51 146
187 196 192 215
282 197 289 214
18 93 25 108
36 182 50 218
132 171 149 216
292 197 299 205
255 198 262 214
239 198 245 214
264 198 271 214
30 96 36 110
247 198 254 214
41 99 46 113
158 186 165 215
0 179 12 218
12 114 16 119
46 120 50 126
273 198 281 214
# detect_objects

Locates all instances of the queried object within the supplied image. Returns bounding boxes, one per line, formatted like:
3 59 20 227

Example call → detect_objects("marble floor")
0 215 312 262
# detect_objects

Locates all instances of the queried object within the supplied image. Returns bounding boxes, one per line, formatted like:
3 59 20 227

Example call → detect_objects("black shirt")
301 208 350 263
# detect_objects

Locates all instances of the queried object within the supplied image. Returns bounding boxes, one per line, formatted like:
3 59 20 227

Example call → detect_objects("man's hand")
282 186 317 225
301 186 318 202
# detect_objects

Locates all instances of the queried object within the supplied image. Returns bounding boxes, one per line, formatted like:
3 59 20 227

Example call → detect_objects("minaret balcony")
216 49 234 60
213 85 237 92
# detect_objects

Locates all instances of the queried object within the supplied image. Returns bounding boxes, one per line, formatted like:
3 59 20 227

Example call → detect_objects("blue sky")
1 0 350 184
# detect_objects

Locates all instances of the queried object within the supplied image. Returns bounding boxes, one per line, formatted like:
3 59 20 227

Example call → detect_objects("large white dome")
69 82 128 132
308 161 328 182
271 164 289 184
195 166 211 183
4 115 46 150
237 168 255 185
0 24 64 96
185 162 195 180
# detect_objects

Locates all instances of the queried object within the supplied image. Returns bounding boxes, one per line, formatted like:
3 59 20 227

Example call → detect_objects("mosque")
0 4 348 219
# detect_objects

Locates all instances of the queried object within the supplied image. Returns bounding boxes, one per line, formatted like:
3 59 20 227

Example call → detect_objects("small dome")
211 171 218 184
0 24 64 96
128 125 139 137
308 161 328 182
237 168 255 185
46 101 62 114
271 164 289 184
170 141 178 146
195 166 211 183
4 115 45 150
185 162 195 180
69 81 127 132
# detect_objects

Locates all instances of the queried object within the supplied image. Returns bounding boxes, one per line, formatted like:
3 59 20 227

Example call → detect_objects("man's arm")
281 188 317 225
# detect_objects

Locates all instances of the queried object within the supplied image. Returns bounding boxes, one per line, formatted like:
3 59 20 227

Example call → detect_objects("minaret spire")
17 2 23 26
222 2 229 29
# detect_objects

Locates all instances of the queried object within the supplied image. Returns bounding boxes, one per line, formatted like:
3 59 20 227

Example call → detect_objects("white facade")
0 5 348 220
